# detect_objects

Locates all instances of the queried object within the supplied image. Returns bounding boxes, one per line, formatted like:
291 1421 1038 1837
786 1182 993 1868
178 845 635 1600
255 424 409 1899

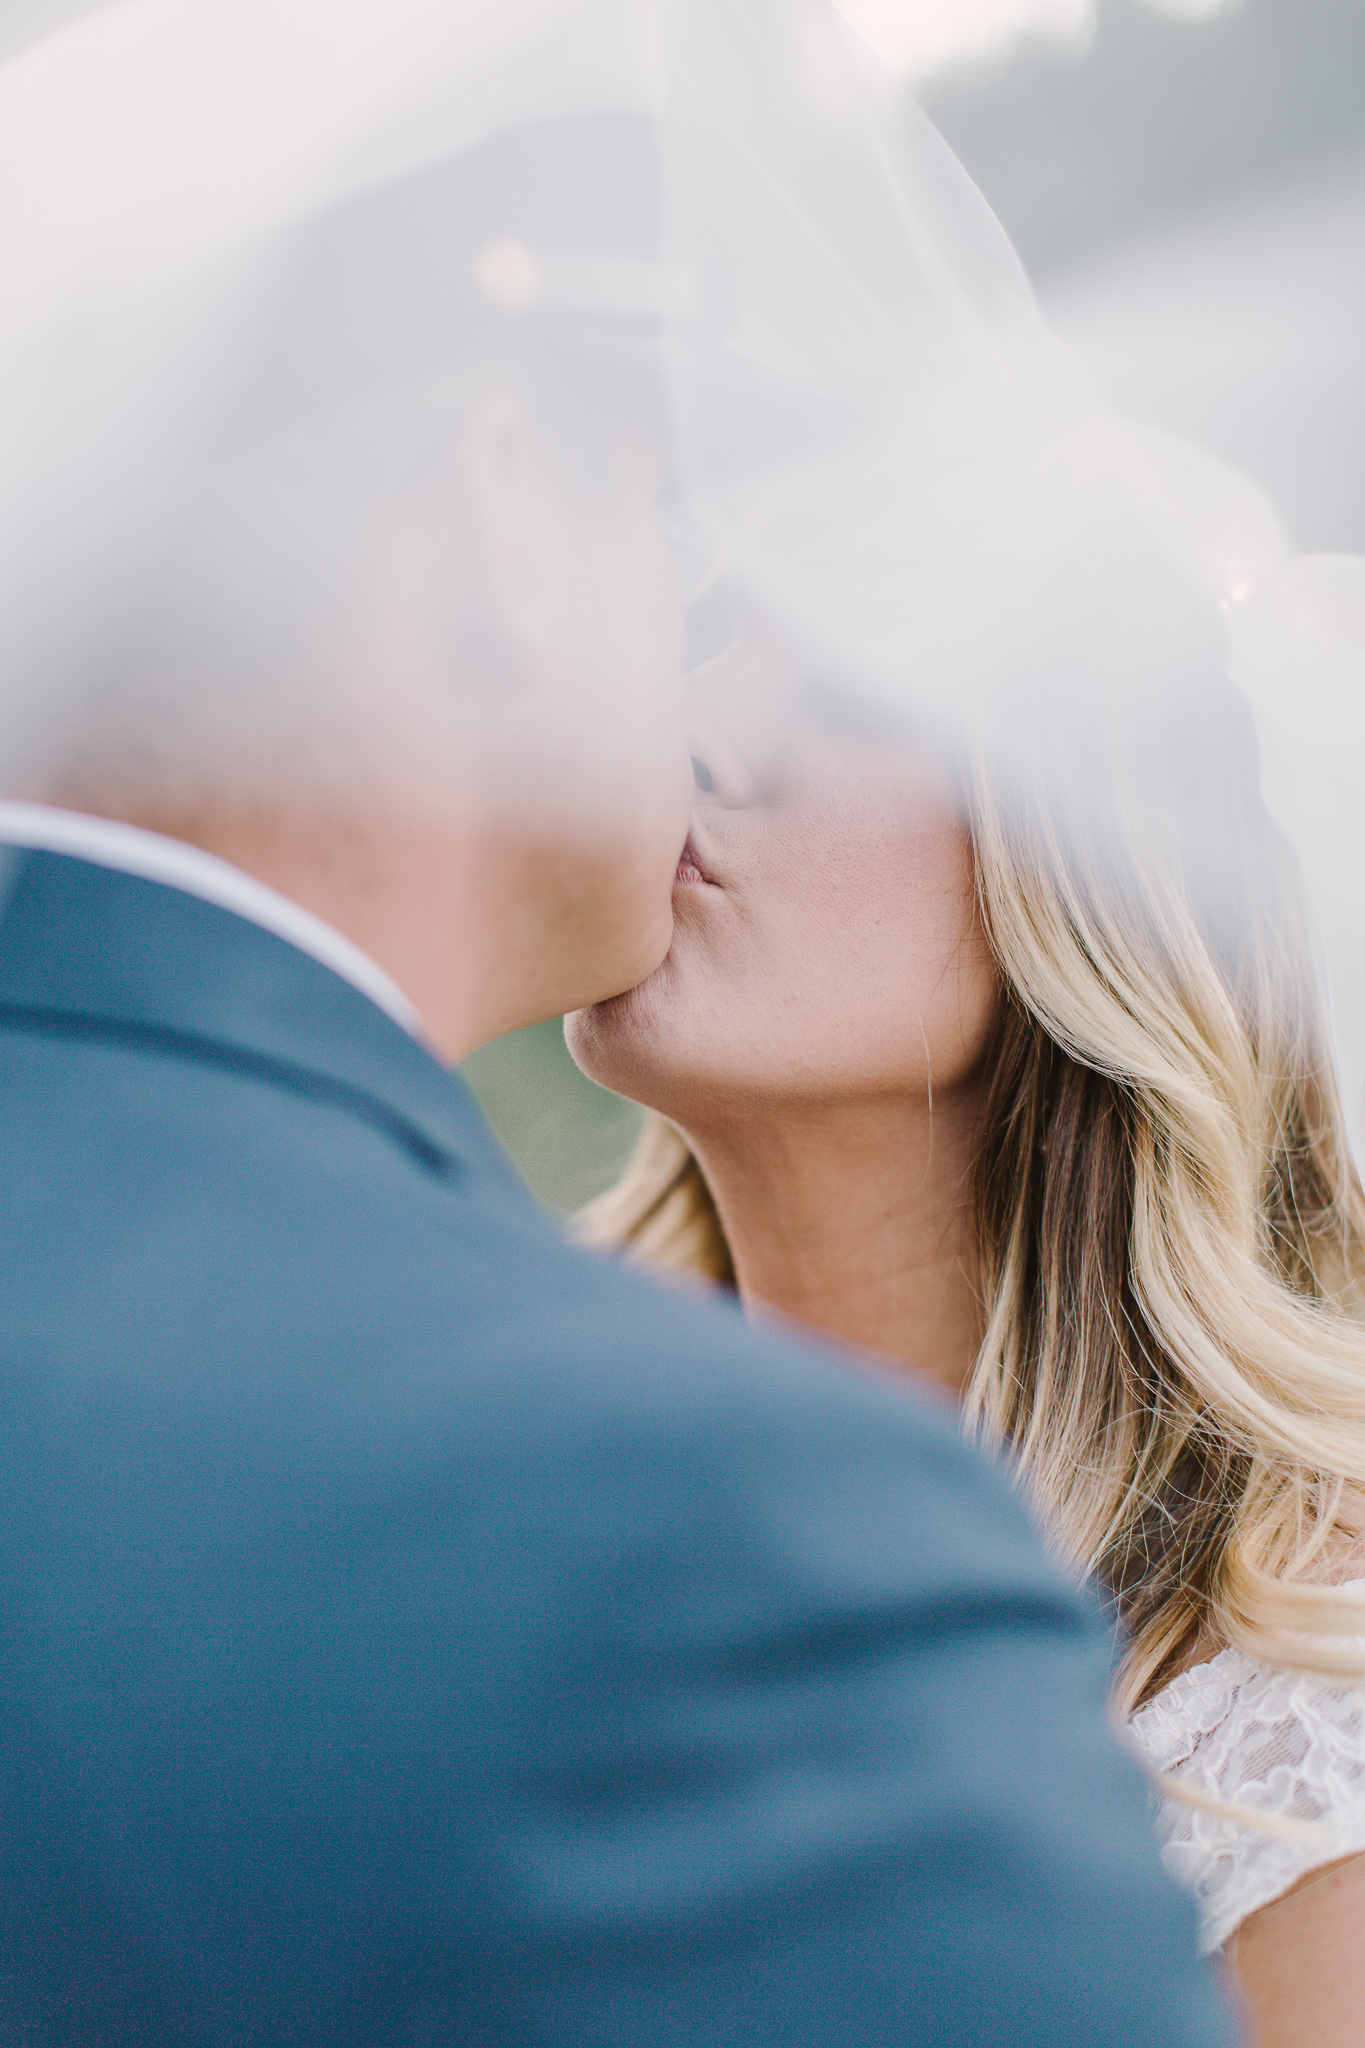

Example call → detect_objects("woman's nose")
684 617 789 807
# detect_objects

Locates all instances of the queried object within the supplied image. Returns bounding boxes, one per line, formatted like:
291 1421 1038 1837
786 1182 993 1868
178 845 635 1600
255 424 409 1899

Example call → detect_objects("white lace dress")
1128 1583 1365 1954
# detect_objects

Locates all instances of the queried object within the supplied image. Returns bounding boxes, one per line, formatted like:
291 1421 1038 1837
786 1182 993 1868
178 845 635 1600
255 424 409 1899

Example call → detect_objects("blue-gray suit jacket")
0 847 1229 2045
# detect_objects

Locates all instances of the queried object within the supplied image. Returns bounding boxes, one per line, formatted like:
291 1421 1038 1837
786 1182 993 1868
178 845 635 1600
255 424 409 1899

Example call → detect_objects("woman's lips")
675 833 713 886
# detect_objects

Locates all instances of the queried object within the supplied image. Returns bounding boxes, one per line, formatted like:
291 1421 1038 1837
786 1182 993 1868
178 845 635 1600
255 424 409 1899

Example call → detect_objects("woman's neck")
685 1082 985 1398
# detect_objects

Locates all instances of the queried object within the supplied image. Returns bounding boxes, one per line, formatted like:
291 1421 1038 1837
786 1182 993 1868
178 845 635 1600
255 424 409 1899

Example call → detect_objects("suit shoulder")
0 1017 1051 1600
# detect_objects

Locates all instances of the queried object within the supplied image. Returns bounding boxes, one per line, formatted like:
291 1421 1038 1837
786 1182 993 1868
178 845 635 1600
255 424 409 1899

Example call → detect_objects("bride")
566 515 1365 2044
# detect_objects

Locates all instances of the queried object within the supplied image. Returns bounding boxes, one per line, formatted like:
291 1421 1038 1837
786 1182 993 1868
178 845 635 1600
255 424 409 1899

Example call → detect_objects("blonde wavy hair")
577 555 1365 1716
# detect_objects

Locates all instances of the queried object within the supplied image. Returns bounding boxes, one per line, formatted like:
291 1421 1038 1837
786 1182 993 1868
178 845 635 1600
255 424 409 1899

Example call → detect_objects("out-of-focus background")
9 0 1358 1206
919 0 1365 556
466 0 1365 1214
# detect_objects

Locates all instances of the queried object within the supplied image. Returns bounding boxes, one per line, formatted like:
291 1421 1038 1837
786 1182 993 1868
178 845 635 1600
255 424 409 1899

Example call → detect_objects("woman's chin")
563 965 680 1097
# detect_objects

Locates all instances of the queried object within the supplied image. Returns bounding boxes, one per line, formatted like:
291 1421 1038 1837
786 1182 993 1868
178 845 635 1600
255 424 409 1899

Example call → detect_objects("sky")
835 0 1241 84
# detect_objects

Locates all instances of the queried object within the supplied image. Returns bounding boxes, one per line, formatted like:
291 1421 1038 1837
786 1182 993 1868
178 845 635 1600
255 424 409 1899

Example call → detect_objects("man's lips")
675 832 715 886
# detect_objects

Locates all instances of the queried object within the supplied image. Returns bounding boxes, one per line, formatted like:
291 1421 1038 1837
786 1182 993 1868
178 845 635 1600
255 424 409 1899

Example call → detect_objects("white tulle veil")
1 0 1362 1146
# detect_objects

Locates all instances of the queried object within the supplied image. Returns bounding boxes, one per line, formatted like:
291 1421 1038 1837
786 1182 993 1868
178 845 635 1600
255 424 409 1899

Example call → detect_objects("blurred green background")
461 1021 643 1214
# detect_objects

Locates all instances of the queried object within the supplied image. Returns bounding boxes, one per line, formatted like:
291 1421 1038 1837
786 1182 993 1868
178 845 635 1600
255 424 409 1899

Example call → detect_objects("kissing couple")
1 1 1361 2043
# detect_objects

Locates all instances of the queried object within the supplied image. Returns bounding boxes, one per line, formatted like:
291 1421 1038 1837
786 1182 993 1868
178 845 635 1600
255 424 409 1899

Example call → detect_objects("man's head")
12 114 693 1058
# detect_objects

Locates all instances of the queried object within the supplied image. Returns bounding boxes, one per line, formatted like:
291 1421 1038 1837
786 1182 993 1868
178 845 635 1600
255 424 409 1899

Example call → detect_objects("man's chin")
569 932 672 1022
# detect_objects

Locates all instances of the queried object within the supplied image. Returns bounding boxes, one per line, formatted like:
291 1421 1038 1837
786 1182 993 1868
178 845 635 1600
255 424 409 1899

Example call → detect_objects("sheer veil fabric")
4 0 1365 1956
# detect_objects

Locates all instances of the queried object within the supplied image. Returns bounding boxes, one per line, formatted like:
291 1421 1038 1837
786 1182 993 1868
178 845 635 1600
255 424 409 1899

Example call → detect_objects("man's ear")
457 390 558 674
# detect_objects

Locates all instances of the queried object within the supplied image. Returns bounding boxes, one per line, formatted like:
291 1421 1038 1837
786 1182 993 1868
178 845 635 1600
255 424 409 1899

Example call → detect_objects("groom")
0 6 1230 2044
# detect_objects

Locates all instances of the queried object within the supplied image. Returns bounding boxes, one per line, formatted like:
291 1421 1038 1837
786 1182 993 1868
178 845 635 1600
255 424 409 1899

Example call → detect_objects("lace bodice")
1128 1584 1365 1954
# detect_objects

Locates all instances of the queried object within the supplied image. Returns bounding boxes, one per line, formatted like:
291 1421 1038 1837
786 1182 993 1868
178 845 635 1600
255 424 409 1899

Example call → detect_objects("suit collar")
0 845 523 1191
0 800 420 1034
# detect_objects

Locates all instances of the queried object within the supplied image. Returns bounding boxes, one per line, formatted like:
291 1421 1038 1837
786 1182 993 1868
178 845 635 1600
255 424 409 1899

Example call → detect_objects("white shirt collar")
0 800 421 1037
